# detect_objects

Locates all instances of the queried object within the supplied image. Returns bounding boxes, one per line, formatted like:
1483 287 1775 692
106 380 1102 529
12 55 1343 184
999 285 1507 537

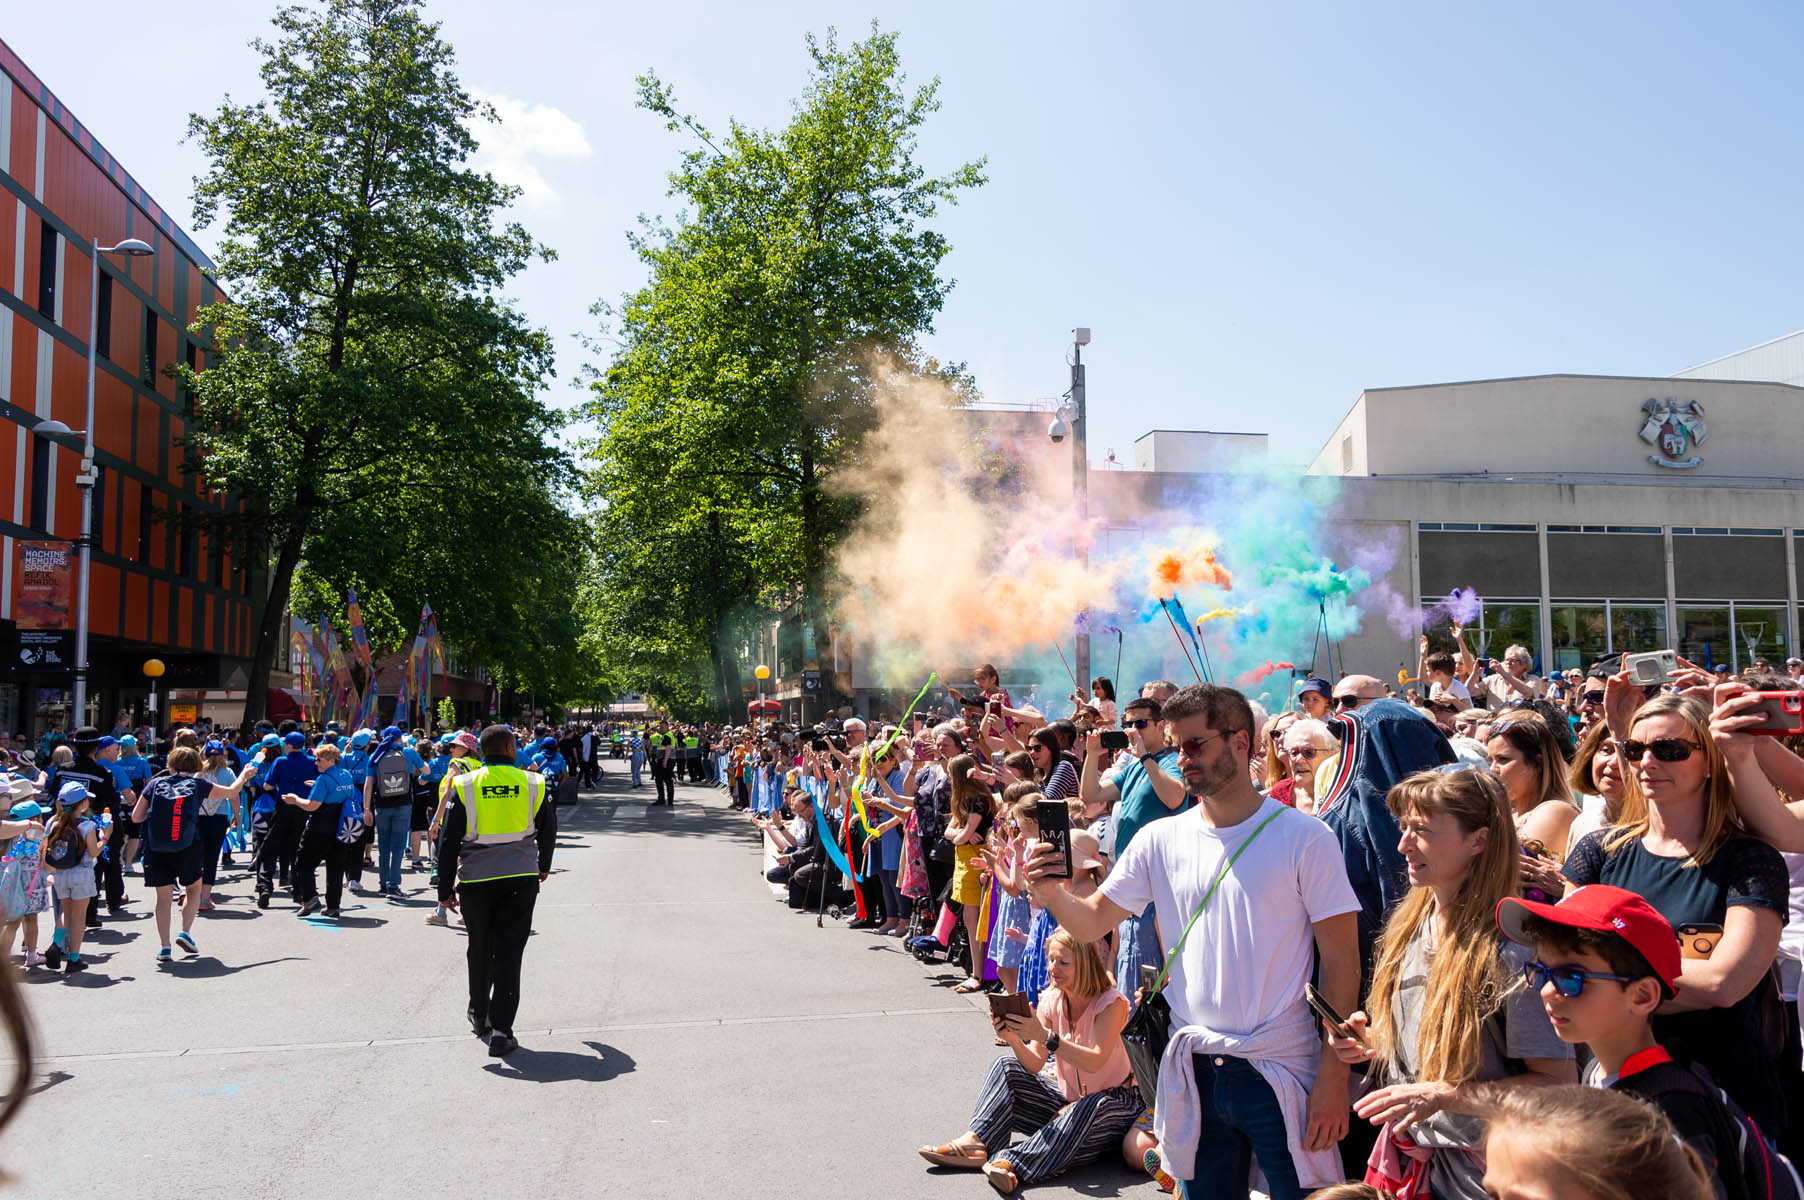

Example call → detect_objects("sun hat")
451 731 479 754
56 779 94 808
8 799 44 819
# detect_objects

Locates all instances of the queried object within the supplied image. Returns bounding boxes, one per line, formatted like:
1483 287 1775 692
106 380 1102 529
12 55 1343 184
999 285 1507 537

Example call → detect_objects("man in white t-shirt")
1027 683 1361 1200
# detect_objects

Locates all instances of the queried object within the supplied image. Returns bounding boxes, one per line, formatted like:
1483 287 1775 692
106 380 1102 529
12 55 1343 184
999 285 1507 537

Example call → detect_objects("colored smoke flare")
1236 660 1296 687
1194 606 1246 627
1150 545 1232 601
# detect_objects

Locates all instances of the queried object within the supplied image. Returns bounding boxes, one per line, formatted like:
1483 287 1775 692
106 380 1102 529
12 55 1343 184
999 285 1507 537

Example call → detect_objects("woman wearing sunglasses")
1563 693 1788 1140
1325 768 1573 1200
1281 719 1339 815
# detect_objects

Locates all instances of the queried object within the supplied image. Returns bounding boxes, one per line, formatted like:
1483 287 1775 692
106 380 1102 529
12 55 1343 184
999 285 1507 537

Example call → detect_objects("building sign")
15 541 72 630
1639 398 1708 469
16 630 73 673
168 702 200 725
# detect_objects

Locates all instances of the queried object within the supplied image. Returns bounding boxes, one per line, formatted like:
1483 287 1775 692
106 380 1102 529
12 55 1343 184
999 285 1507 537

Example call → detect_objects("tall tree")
178 0 567 722
584 24 985 714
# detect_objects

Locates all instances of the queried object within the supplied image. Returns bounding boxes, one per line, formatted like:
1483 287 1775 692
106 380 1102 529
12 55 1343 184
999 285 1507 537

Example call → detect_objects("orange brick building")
0 38 260 737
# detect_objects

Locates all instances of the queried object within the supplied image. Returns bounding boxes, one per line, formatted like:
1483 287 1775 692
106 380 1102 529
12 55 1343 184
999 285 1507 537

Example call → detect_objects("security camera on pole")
1047 328 1091 690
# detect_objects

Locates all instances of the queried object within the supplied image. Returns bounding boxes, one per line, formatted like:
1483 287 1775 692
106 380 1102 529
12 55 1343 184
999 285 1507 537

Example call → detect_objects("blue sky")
9 1 1803 466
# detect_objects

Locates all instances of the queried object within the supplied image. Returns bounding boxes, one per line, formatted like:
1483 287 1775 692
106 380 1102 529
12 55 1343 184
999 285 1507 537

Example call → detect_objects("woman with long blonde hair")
1564 691 1787 1139
1328 768 1574 1199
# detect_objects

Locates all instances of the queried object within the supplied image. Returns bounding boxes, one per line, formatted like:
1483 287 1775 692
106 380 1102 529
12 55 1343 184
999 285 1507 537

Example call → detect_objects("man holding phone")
1026 683 1361 1199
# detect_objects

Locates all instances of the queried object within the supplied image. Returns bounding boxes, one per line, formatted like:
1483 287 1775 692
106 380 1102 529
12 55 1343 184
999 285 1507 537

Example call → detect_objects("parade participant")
196 742 257 912
104 735 150 875
55 727 125 921
256 732 317 908
436 724 555 1057
283 741 360 919
415 736 453 871
342 729 377 891
1028 682 1361 1199
1326 768 1574 1200
364 725 424 900
131 749 214 963
918 929 1142 1193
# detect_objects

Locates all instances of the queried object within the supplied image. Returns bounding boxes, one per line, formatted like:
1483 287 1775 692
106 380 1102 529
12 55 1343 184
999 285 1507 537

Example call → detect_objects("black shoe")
487 1033 518 1057
847 918 879 930
297 898 322 917
43 943 62 970
255 891 270 910
64 957 87 974
86 912 102 929
468 1007 491 1039
322 907 340 919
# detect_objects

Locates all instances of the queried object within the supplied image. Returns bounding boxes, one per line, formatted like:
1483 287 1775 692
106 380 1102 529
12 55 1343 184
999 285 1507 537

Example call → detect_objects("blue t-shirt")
117 754 152 789
1110 748 1187 860
426 753 451 783
304 765 356 839
263 751 319 814
538 752 567 779
344 748 371 791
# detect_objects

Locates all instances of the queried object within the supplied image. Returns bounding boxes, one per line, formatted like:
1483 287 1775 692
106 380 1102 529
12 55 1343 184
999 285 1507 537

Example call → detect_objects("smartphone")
1677 923 1722 960
1623 649 1678 686
1099 729 1130 751
987 991 1033 1021
1743 692 1804 737
1034 798 1073 880
988 698 1003 716
1139 963 1161 996
1305 982 1357 1040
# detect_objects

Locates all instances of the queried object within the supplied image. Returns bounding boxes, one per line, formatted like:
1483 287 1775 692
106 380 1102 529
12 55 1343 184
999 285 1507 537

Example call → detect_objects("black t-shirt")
1564 828 1790 1135
57 755 123 815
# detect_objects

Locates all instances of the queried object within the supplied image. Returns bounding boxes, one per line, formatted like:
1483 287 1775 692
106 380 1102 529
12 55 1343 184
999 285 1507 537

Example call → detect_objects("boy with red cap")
1497 885 1803 1200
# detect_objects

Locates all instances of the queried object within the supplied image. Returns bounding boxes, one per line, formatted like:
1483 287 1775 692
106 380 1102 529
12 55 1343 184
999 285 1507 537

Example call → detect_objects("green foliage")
436 696 456 731
176 0 578 719
581 24 985 715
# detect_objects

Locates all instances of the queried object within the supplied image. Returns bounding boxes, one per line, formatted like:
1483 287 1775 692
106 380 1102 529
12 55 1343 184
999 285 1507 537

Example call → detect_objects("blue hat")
56 780 93 808
261 733 281 748
1297 677 1332 699
118 735 137 747
350 730 373 749
284 731 307 747
540 736 556 750
8 799 44 819
95 735 118 750
381 725 402 740
203 739 225 756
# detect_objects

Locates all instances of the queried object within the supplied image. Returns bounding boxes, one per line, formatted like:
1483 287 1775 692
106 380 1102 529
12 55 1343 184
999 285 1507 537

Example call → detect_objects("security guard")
648 723 676 806
436 724 555 1056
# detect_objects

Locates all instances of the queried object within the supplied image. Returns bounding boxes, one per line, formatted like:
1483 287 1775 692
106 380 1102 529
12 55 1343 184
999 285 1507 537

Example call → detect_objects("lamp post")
142 657 165 760
1048 328 1091 692
44 238 155 729
754 664 770 726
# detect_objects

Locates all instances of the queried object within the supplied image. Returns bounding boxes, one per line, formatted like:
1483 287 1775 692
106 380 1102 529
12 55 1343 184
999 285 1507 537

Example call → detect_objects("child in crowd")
1498 883 1804 1200
44 783 101 973
1482 1084 1715 1200
982 783 1040 993
0 798 49 970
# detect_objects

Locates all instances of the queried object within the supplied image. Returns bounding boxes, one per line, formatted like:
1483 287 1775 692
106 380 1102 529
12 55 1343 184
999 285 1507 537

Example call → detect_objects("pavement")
0 770 1165 1199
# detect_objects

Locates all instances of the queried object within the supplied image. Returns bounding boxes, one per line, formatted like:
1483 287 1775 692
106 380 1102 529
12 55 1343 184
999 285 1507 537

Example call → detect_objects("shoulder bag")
1119 805 1286 1108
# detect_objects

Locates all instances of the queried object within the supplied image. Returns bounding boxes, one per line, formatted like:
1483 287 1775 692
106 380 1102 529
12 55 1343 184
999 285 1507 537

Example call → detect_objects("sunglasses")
1175 731 1226 757
1580 692 1606 706
1286 747 1323 761
1333 695 1368 710
1124 718 1154 730
1523 959 1641 999
1614 738 1702 763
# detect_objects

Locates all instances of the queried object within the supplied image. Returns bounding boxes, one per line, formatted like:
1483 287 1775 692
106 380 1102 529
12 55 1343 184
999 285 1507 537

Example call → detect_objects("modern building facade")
0 38 260 736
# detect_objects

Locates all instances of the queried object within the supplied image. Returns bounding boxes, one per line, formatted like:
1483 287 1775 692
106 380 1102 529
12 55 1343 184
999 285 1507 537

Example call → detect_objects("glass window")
1677 606 1732 671
1731 605 1789 671
1610 604 1668 657
1550 604 1608 673
1474 602 1541 673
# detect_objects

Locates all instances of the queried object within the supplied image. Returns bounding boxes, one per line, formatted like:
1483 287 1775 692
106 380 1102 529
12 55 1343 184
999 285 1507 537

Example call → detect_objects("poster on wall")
15 541 72 631
168 702 200 725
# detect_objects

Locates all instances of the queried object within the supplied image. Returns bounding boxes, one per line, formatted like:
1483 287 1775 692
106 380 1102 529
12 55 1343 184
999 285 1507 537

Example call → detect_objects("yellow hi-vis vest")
451 763 545 885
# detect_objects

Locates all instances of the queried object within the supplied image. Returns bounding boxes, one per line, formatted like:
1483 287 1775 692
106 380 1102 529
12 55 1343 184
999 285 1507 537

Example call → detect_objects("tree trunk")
241 527 306 727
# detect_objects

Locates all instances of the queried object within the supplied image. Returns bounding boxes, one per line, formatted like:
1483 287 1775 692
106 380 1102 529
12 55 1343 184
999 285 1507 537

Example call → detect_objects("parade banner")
15 541 72 631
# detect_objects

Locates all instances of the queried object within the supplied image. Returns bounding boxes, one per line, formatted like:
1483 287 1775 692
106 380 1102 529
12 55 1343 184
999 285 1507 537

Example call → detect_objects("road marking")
15 1005 972 1067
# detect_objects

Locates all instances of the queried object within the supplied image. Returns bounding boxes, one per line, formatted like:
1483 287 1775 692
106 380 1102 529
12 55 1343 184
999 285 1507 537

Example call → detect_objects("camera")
1047 416 1068 444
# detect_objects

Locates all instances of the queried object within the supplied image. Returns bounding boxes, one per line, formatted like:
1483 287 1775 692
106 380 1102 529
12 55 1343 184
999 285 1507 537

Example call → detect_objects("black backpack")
1620 1058 1804 1200
372 750 412 802
44 821 84 870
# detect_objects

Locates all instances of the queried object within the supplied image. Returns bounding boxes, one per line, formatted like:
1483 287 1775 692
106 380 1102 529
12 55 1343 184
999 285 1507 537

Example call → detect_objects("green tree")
583 24 984 717
177 0 569 722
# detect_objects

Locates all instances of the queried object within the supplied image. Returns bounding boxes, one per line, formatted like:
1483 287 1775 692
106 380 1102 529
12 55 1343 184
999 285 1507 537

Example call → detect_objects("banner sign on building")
15 541 72 630
16 630 74 673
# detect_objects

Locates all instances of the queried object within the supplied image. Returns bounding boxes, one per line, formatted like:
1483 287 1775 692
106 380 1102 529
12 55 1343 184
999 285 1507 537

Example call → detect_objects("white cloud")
469 89 593 208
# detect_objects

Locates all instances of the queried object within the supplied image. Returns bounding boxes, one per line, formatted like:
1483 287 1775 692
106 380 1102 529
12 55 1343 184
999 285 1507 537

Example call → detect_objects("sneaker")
199 900 217 912
385 888 404 901
43 942 63 970
155 947 173 965
297 898 322 918
256 891 271 910
174 932 198 956
1144 1148 1177 1192
23 951 44 969
64 956 87 975
220 855 235 868
424 907 449 927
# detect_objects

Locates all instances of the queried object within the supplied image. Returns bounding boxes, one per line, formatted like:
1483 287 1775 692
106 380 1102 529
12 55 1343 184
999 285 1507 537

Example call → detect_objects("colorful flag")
345 587 375 676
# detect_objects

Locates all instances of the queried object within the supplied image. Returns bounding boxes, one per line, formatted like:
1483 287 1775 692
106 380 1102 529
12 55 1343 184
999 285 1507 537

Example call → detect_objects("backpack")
0 842 41 922
141 776 200 853
1621 1057 1804 1200
337 782 366 844
372 750 412 802
43 821 85 870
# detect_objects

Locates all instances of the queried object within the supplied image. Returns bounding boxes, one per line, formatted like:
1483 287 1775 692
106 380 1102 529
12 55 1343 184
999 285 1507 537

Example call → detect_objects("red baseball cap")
1496 885 1681 997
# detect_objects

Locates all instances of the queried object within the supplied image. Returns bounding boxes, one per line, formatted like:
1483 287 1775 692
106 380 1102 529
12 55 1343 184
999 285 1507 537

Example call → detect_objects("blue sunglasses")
1523 959 1640 998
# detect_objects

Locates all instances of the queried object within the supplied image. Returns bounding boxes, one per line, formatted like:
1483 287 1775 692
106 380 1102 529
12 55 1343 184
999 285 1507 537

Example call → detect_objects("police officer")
648 723 675 805
436 724 555 1057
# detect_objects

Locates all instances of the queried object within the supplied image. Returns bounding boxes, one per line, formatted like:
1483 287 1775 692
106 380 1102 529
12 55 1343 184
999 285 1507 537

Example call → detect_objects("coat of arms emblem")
1638 398 1707 469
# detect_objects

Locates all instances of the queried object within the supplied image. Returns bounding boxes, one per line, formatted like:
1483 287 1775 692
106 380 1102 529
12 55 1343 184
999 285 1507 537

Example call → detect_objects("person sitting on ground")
916 929 1142 1194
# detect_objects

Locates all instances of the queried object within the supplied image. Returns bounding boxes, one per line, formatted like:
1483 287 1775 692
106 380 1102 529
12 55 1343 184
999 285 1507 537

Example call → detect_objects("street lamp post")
48 238 155 728
753 664 770 726
1060 329 1092 693
142 658 165 760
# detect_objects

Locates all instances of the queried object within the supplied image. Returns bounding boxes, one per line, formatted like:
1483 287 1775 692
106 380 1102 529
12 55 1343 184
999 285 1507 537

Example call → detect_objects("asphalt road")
0 769 1164 1199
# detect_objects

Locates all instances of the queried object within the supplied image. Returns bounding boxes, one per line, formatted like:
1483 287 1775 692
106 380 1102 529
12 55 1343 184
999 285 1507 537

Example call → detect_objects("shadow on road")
481 1040 637 1083
163 955 307 979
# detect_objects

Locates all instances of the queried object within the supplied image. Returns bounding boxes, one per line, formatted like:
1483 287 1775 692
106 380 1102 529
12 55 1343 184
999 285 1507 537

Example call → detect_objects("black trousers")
99 809 126 907
460 876 539 1036
652 762 675 805
293 834 347 910
256 806 305 894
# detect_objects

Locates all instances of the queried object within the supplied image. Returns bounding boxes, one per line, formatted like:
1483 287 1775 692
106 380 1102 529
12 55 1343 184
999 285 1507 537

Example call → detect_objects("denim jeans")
372 805 411 892
1182 1053 1303 1200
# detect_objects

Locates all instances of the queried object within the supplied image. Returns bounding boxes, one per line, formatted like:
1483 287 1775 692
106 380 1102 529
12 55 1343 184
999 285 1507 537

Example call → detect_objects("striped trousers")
969 1055 1145 1184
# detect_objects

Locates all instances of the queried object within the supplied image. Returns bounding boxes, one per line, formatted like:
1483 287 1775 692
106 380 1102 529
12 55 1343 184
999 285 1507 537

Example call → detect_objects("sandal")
983 1160 1019 1194
918 1141 987 1169
954 977 984 994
